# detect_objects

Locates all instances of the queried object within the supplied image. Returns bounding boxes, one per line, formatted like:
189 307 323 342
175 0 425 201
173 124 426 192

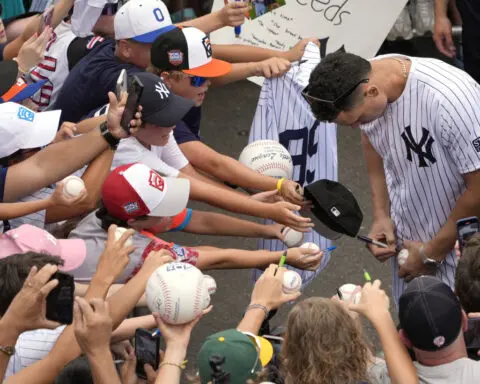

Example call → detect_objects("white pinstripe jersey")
249 43 338 287
362 55 480 303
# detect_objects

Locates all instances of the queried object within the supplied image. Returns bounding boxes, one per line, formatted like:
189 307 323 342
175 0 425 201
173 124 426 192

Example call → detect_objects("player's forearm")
5 127 109 202
87 348 122 384
434 0 449 17
189 211 277 238
111 316 155 344
212 44 287 63
196 249 282 269
0 198 53 220
45 149 114 224
177 11 225 34
362 134 390 219
426 188 480 260
369 311 418 384
210 62 265 87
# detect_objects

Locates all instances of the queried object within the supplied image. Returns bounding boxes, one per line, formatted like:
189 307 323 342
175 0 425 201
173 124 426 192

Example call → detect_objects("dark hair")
455 234 480 313
307 51 371 122
96 201 149 231
0 252 64 315
55 356 94 384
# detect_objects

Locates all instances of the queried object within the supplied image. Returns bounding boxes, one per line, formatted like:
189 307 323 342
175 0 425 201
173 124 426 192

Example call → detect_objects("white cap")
114 0 174 43
0 103 61 158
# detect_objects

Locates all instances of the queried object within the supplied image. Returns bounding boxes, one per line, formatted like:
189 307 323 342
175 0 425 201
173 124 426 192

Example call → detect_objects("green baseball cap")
197 329 273 384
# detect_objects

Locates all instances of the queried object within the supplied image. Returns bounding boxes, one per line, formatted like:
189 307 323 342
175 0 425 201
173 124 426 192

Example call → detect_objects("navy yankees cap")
303 179 363 239
150 26 232 77
399 276 463 351
133 72 194 126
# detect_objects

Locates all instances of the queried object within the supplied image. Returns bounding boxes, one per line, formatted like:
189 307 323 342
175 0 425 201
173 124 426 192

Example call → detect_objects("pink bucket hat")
0 224 86 271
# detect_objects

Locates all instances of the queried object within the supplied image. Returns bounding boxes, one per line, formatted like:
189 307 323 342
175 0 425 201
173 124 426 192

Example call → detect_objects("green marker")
279 251 287 267
363 269 372 282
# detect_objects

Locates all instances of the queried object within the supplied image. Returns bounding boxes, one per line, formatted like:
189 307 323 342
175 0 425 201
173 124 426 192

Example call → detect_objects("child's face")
165 73 211 107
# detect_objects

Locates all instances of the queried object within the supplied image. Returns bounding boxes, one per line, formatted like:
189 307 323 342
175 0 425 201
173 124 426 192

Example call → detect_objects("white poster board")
211 0 407 85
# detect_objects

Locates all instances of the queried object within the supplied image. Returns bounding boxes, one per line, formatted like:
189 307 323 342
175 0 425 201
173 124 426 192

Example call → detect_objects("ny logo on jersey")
155 82 170 99
401 126 436 167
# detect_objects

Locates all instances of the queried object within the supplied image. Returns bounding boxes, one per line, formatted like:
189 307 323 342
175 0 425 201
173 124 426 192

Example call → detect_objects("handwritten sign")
211 0 407 85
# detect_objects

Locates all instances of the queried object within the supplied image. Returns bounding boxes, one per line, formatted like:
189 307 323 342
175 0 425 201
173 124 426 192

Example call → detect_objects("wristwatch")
419 245 442 268
0 346 15 356
99 121 120 150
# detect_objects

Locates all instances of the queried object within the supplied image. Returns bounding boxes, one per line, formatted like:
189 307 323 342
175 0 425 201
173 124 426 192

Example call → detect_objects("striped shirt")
362 55 480 303
249 42 338 287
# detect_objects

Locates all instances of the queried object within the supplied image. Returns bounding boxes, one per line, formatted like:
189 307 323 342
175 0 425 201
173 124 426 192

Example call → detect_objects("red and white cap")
0 225 86 271
102 163 190 221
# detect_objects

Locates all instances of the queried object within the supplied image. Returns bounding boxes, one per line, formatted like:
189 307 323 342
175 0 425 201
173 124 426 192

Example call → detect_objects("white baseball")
203 275 217 295
397 249 409 266
282 270 302 294
238 140 293 179
300 242 320 252
114 226 133 247
282 227 304 247
62 176 85 198
338 283 362 304
145 262 212 324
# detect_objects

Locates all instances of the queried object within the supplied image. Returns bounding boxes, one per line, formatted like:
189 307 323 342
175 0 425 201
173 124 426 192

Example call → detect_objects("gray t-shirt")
414 358 480 383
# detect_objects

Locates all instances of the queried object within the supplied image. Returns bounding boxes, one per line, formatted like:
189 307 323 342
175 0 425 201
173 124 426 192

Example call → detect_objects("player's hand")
286 247 323 270
433 16 456 58
49 181 88 206
284 37 320 62
269 201 313 232
348 280 390 322
74 297 113 356
106 92 143 139
280 180 310 207
218 1 249 27
95 224 136 283
53 122 77 143
253 57 291 78
1 264 61 334
250 265 301 311
250 189 284 203
367 217 397 262
398 240 437 282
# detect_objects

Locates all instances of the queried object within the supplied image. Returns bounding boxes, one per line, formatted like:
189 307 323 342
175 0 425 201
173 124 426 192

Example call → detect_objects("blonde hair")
283 297 370 384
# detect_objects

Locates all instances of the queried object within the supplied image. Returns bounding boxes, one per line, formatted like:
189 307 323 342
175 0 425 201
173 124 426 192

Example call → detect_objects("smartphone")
456 216 480 254
116 69 128 101
135 328 160 379
46 272 74 324
465 318 480 350
119 75 144 135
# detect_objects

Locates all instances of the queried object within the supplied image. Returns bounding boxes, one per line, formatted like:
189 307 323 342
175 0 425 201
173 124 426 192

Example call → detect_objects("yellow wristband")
276 178 285 192
159 360 188 370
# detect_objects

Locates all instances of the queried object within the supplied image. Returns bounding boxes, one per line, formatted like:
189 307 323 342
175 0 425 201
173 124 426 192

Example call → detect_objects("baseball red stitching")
255 162 292 174
158 276 173 321
193 277 203 316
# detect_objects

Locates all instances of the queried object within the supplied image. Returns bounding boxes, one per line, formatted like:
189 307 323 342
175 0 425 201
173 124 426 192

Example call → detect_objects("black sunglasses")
302 78 369 109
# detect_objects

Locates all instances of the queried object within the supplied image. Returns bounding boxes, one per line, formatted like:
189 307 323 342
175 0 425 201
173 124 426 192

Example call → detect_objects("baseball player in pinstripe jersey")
250 42 338 287
304 51 480 303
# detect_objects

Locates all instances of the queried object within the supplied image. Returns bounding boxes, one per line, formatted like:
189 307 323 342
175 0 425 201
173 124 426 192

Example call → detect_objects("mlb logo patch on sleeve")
473 137 480 152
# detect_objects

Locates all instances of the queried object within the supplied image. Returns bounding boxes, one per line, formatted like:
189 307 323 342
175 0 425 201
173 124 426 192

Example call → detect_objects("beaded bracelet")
159 359 188 370
246 303 269 318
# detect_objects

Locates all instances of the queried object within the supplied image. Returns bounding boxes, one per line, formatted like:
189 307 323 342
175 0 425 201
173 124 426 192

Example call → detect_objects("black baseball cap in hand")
303 179 363 240
132 72 194 127
399 276 463 352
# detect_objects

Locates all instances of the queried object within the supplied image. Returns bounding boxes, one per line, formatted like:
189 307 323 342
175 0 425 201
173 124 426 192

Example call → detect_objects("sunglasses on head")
188 75 207 87
302 78 369 109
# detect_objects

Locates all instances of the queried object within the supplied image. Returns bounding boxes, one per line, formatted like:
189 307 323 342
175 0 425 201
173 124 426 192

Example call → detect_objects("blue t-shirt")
51 39 142 123
173 106 202 144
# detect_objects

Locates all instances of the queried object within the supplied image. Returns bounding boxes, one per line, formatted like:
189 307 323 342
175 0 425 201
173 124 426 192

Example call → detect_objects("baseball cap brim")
143 93 194 126
148 177 190 217
131 24 176 43
304 210 343 240
23 109 62 150
57 238 87 271
183 58 232 78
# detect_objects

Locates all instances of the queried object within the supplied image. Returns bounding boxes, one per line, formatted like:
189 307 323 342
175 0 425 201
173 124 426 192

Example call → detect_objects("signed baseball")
203 275 217 295
338 283 362 304
397 249 409 266
114 226 133 247
282 270 302 294
300 242 320 252
239 140 293 179
62 176 85 198
282 227 304 247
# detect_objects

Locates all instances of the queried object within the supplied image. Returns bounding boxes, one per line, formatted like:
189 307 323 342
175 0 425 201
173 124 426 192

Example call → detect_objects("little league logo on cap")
151 27 232 77
114 0 175 43
102 163 190 221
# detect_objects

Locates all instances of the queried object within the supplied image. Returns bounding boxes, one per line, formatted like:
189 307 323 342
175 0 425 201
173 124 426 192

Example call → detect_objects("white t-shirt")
414 358 480 383
111 134 189 177
5 326 65 377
